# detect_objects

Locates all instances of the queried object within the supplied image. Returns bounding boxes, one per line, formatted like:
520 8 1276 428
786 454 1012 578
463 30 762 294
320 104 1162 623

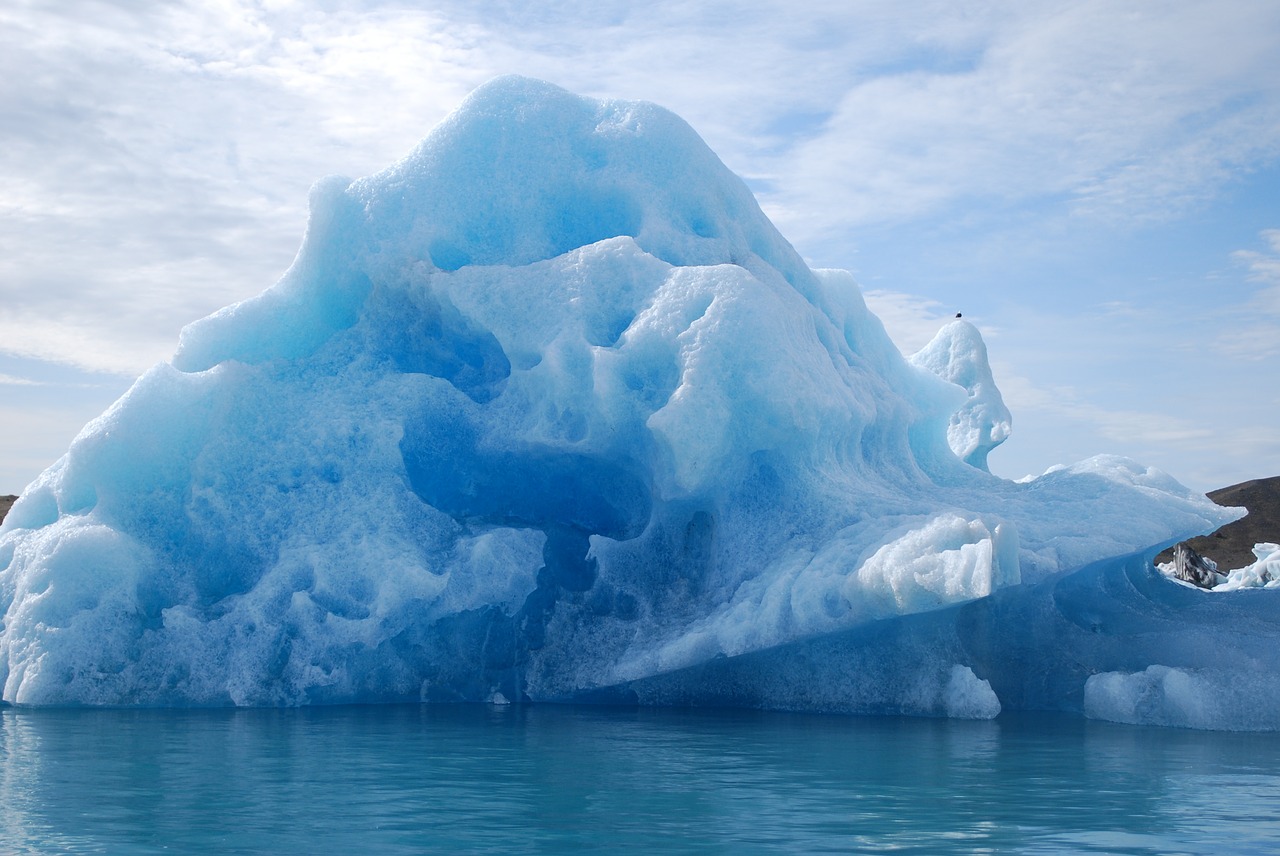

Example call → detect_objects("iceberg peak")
174 76 817 374
910 319 1012 472
359 74 816 286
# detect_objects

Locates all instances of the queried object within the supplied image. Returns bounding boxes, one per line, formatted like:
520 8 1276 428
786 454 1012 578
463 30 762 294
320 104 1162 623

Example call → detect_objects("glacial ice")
0 77 1263 726
1085 663 1280 732
1217 544 1280 589
909 320 1011 472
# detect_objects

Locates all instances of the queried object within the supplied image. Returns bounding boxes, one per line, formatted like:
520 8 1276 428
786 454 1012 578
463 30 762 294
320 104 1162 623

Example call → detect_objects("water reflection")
2 705 1279 854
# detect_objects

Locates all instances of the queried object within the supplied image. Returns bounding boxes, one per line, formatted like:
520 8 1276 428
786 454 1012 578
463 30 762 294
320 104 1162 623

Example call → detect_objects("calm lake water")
2 703 1279 854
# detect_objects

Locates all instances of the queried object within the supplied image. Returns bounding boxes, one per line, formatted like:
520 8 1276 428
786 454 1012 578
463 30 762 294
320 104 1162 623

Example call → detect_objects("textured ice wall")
0 77 1240 712
605 550 1280 729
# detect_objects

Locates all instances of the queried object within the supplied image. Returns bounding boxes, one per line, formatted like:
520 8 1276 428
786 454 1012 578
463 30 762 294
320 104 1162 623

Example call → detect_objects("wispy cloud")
0 1 496 375
1217 229 1280 361
861 289 952 354
987 357 1280 493
770 0 1280 244
1233 229 1280 309
5 1 1279 373
995 371 1217 449
0 369 114 390
0 0 1277 492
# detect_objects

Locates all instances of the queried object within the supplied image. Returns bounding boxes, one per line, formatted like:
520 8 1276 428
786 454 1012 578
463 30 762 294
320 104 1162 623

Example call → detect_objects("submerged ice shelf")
0 77 1263 728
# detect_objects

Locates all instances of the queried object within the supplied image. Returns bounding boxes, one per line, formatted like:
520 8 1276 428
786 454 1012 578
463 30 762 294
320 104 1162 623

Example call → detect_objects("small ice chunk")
1085 664 1280 731
1217 543 1280 590
852 514 1020 615
1085 665 1215 728
944 665 1002 720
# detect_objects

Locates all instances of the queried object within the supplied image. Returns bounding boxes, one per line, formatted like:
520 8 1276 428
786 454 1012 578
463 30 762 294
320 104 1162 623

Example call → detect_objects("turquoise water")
2 705 1279 854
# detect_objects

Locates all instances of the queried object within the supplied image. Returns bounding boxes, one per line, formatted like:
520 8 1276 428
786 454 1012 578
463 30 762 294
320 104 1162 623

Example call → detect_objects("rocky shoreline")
1155 476 1280 572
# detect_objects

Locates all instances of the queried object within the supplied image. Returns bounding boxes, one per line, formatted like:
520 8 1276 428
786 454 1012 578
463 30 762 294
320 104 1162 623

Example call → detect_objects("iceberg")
0 78 1255 723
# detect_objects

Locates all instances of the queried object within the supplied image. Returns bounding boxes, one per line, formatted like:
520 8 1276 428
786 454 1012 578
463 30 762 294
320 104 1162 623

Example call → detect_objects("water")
2 705 1279 854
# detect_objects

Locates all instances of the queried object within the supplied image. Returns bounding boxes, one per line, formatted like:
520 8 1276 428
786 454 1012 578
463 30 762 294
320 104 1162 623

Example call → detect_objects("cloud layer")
1 0 1278 491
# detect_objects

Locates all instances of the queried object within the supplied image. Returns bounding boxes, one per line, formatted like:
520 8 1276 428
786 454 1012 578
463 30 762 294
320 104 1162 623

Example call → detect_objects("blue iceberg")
0 77 1263 726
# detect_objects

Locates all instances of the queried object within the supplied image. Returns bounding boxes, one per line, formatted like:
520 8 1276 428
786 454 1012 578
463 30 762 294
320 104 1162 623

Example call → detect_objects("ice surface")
909 320 1012 471
944 665 1002 720
1218 543 1280 589
0 78 1251 722
609 550 1280 729
1085 665 1280 731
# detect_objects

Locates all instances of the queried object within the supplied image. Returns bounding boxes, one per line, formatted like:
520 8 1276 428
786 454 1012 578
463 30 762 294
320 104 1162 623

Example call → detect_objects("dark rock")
0 495 16 525
1156 476 1280 572
1169 543 1222 588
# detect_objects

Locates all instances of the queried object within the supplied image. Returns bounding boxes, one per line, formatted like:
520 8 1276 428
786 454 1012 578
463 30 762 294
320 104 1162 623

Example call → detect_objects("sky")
1 0 1278 495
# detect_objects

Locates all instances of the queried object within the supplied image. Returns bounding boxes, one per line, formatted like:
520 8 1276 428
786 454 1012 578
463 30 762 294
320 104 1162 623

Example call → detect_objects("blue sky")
1 0 1278 493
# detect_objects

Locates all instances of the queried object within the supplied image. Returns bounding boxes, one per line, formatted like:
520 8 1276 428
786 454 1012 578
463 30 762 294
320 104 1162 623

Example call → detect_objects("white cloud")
861 289 952 355
1215 229 1280 361
0 1 493 376
0 405 90 494
1233 228 1280 309
6 2 1278 379
995 371 1216 448
988 363 1279 493
0 0 1277 493
769 0 1280 243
